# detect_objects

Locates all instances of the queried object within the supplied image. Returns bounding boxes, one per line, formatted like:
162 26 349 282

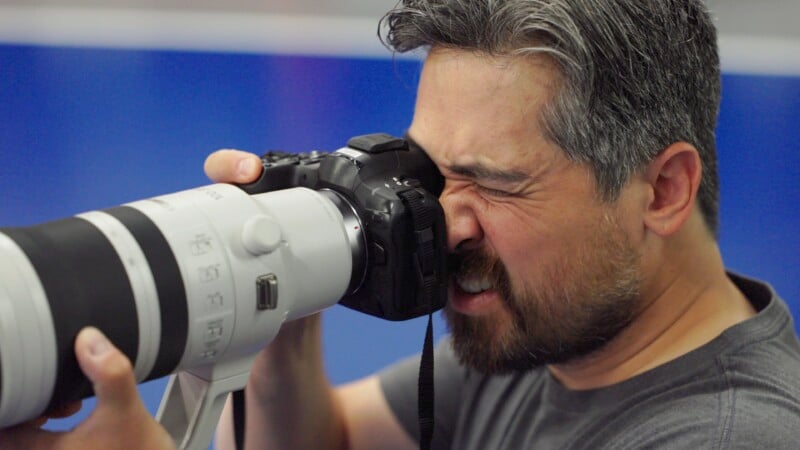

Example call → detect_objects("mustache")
448 249 507 286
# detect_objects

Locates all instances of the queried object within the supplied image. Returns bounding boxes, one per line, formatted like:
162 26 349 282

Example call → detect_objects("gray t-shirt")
379 274 800 449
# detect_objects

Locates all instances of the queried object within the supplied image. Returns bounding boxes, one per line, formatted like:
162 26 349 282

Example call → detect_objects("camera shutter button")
241 215 282 254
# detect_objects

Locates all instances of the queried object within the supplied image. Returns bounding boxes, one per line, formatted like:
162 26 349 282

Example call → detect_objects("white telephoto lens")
0 183 358 427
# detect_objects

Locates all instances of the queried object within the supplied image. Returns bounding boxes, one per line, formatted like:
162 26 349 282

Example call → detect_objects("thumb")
204 149 262 184
74 327 142 413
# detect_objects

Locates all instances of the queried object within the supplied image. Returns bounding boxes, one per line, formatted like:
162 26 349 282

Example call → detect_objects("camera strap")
233 389 245 449
397 187 438 450
418 314 435 450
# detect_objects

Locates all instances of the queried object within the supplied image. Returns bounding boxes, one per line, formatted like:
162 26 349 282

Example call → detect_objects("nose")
439 182 483 253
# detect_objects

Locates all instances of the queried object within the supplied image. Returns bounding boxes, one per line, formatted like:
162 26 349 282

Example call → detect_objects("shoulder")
606 407 799 450
587 376 800 450
613 342 800 447
723 393 800 449
595 280 800 449
715 338 800 448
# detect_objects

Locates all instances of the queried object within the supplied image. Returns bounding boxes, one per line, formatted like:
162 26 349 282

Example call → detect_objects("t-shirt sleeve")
378 336 466 449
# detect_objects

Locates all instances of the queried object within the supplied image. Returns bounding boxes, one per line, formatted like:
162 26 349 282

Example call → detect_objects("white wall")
1 0 799 74
0 0 798 38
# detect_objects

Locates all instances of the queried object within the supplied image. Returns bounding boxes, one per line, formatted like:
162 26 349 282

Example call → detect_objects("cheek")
476 205 546 271
476 203 596 282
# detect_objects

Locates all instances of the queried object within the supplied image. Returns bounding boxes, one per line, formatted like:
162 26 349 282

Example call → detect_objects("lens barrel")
0 184 355 427
2 217 146 409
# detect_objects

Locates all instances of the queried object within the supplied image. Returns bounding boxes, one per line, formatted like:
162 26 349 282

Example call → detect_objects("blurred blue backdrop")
0 44 798 444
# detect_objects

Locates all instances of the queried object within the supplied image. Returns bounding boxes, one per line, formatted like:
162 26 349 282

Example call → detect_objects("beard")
445 213 642 375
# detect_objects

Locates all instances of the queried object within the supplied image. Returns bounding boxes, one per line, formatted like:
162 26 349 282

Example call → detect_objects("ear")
642 142 702 237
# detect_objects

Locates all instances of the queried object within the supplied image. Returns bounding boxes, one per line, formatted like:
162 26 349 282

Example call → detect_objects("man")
2 0 799 449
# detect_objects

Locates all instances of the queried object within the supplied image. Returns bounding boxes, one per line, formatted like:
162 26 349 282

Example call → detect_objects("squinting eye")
476 184 513 197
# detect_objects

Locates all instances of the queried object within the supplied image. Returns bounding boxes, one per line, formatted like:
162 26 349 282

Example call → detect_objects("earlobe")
642 142 702 237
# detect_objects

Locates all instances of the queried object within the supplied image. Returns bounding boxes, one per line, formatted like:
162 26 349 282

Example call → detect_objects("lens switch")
241 215 282 255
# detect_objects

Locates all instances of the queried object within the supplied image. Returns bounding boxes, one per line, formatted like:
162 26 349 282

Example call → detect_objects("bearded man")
3 1 799 449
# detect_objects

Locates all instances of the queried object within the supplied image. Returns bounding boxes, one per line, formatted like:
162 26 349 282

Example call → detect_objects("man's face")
408 49 644 374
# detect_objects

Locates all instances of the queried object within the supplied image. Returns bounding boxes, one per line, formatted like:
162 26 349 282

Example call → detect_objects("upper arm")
336 376 417 450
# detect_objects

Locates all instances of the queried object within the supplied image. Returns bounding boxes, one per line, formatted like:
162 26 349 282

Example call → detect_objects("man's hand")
0 327 176 450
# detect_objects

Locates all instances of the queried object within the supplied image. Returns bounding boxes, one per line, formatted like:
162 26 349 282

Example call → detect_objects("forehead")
408 49 563 172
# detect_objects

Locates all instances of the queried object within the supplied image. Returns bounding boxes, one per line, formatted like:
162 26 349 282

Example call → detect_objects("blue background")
1 44 798 442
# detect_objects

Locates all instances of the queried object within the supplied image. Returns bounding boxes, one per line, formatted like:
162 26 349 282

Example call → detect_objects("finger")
73 327 142 414
0 424 63 450
204 149 262 184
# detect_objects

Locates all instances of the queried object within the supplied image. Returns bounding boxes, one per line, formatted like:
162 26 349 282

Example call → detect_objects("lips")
448 252 505 316
449 280 502 316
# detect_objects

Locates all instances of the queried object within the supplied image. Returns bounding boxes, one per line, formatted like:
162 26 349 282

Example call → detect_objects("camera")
241 133 447 320
0 133 447 448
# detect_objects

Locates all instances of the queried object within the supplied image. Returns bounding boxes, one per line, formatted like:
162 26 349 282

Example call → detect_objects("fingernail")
84 327 111 357
237 157 258 179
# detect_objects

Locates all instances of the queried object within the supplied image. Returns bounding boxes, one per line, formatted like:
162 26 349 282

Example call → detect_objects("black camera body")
240 133 448 321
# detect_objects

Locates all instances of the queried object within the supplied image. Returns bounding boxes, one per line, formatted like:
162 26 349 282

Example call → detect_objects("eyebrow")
448 163 531 184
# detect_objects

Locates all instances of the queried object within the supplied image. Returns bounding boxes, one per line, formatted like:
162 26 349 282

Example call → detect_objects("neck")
548 223 755 390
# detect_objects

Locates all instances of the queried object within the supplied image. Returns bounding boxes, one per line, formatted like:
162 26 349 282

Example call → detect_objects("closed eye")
445 163 529 199
475 184 515 198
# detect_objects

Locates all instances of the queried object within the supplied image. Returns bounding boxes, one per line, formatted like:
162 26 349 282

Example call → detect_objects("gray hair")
380 0 722 236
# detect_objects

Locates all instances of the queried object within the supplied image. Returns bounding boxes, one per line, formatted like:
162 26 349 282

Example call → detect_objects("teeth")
457 276 493 294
